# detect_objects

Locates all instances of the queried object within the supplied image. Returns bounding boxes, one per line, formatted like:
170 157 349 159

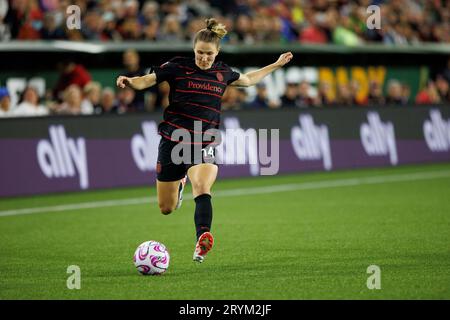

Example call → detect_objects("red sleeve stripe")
175 89 222 99
175 77 225 85
163 121 217 136
166 110 220 125
177 65 195 71
173 100 221 114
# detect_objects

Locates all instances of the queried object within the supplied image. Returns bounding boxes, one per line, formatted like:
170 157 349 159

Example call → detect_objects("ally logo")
131 121 160 172
360 112 398 165
291 114 332 170
36 125 89 189
423 109 450 152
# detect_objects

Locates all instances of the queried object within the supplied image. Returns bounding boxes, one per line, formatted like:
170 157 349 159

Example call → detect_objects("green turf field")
1 163 449 299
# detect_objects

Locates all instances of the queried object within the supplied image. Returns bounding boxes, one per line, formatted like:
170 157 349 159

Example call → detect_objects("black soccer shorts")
156 137 217 182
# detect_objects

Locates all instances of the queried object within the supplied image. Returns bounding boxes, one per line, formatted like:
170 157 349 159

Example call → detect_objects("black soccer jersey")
152 57 240 145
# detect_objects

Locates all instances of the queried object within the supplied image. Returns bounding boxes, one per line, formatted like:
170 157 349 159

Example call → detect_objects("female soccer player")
117 18 293 263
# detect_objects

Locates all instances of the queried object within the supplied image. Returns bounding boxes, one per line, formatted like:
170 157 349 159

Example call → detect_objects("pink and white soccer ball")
133 241 170 275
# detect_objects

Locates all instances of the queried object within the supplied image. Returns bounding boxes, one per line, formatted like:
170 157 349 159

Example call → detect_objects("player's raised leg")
187 163 218 262
157 179 184 215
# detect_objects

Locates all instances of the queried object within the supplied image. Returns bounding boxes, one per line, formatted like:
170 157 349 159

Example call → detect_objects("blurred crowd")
0 0 449 44
1 0 450 117
222 70 450 110
1 50 449 118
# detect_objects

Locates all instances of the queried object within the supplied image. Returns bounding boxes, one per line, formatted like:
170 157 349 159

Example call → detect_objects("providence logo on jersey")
290 114 332 170
423 109 450 152
360 112 398 165
36 125 89 189
131 121 160 172
187 81 223 94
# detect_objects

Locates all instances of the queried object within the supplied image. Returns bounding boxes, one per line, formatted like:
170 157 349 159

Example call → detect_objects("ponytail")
194 18 227 47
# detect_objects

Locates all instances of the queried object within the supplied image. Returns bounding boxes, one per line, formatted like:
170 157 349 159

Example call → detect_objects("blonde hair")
83 81 102 95
194 18 227 47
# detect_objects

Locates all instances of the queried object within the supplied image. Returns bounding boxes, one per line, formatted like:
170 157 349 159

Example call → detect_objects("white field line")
1 170 450 218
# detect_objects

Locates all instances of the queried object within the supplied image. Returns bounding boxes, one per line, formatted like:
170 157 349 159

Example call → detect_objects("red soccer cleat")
193 232 214 263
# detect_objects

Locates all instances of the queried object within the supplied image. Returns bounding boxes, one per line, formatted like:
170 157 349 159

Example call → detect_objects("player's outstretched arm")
230 52 293 87
116 73 157 90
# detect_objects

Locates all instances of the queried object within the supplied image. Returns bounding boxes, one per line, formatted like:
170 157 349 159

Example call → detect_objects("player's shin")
194 194 212 240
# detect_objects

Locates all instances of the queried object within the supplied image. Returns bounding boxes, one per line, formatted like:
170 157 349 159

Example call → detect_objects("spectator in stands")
350 80 368 106
65 28 84 41
274 3 298 43
53 60 92 101
296 81 316 107
142 18 160 41
120 17 142 40
159 14 183 42
299 14 328 44
435 74 450 103
40 11 65 40
336 83 354 106
222 86 244 110
101 11 122 41
385 79 405 105
13 86 48 117
123 0 140 20
0 87 12 117
139 1 160 27
5 0 43 40
367 81 385 106
160 0 183 20
235 14 255 44
246 82 277 109
81 10 104 40
316 81 334 106
185 18 206 42
331 12 362 46
401 84 411 104
116 86 137 112
415 80 441 105
122 49 147 111
97 87 121 114
220 16 239 45
383 23 408 45
252 15 268 43
0 0 11 41
55 84 83 115
237 87 248 107
266 16 284 44
280 81 298 108
81 81 102 115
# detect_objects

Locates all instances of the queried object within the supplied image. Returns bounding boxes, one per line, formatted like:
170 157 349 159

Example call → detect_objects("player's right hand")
116 76 130 89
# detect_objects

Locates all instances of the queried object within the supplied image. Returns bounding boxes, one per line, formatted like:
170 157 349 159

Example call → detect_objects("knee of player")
191 182 211 195
159 204 174 215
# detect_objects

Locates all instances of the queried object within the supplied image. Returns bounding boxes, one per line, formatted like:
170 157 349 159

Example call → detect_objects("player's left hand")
275 52 293 67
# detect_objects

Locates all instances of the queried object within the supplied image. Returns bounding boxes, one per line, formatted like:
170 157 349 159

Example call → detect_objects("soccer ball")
133 240 170 275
